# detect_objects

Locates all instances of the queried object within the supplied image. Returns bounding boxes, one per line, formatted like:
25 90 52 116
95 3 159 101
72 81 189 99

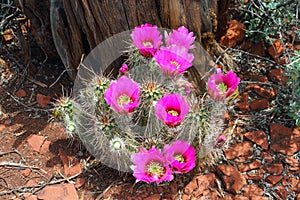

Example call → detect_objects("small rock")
193 174 216 196
37 183 79 200
244 130 268 150
267 68 287 85
243 184 264 198
267 39 283 60
266 175 282 185
239 39 253 51
16 89 26 97
184 178 198 194
285 157 300 167
253 86 276 100
27 135 46 152
36 94 52 107
23 193 38 200
145 194 160 200
282 177 300 193
251 41 266 57
270 124 300 156
220 194 234 200
257 76 268 83
217 164 247 194
59 148 82 176
224 141 253 160
234 196 248 200
249 99 269 111
75 177 85 188
238 160 262 172
265 163 284 174
0 124 5 131
260 152 273 163
275 186 289 199
3 28 14 41
22 169 31 177
236 92 249 113
40 140 51 153
244 173 263 181
26 179 38 187
220 20 246 47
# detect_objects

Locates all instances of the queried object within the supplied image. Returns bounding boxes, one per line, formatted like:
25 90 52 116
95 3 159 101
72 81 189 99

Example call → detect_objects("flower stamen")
117 94 132 107
146 161 166 178
174 154 185 163
168 110 179 116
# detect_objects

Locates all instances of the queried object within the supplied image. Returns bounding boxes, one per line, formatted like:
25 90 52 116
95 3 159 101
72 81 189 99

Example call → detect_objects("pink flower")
119 63 128 74
155 93 189 126
131 147 173 184
104 76 140 114
154 48 192 76
131 24 162 58
163 140 196 173
207 69 240 101
165 26 195 50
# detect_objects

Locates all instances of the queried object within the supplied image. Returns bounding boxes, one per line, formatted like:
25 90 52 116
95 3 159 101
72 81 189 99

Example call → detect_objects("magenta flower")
163 140 196 173
131 147 173 184
154 48 192 76
165 26 195 50
104 76 140 114
131 24 162 58
207 69 240 101
155 93 189 126
119 63 129 74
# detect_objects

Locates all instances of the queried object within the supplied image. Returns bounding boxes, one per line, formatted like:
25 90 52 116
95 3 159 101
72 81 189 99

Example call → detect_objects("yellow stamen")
146 161 165 178
168 110 179 116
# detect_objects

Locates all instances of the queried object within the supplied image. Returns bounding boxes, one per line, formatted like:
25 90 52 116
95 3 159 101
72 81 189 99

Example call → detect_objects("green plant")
286 50 300 126
239 0 299 43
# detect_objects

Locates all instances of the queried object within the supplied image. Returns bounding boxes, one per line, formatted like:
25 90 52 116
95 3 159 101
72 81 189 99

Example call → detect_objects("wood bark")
16 0 232 94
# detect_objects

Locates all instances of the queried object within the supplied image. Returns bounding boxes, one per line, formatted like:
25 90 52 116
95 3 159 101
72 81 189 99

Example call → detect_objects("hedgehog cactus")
53 24 240 183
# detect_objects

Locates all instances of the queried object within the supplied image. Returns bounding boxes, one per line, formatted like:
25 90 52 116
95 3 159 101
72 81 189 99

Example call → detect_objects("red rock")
0 124 6 131
257 76 268 83
145 194 160 200
296 193 300 200
23 193 38 200
16 89 26 97
236 92 249 113
192 174 216 196
36 94 51 107
37 183 78 200
22 169 31 177
249 99 269 111
220 20 246 47
26 179 38 187
266 175 282 184
234 196 248 200
220 194 234 200
260 152 273 163
244 130 268 150
275 186 289 199
184 178 197 194
267 39 283 60
282 177 300 193
239 39 253 51
40 140 51 153
75 177 85 188
59 148 82 176
27 135 46 152
253 86 276 100
243 184 264 198
244 173 263 181
251 197 269 200
224 141 253 160
251 42 265 57
270 124 300 156
238 160 262 172
265 163 284 174
217 164 247 194
170 181 178 194
3 28 14 41
267 68 287 85
285 157 300 167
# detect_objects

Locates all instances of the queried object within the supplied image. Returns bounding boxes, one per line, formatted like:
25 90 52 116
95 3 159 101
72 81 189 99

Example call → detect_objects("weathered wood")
16 0 232 94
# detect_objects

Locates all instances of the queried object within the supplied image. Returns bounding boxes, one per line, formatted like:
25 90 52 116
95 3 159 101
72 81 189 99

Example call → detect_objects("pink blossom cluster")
131 24 195 76
131 140 196 184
